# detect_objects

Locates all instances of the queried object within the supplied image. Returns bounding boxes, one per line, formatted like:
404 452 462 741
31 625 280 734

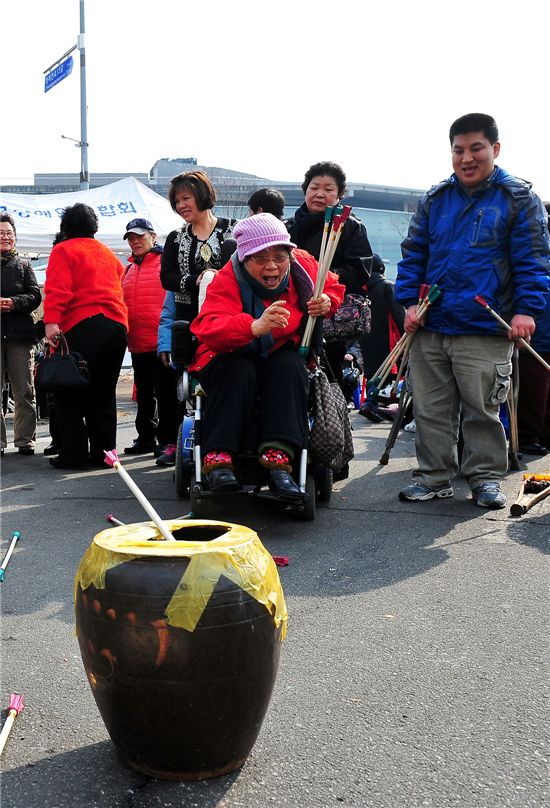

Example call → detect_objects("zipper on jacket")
472 209 483 243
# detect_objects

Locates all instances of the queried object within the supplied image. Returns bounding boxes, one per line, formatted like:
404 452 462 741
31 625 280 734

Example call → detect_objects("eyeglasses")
248 252 289 266
0 232 15 239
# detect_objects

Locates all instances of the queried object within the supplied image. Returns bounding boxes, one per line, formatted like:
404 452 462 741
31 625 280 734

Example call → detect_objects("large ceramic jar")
74 518 287 780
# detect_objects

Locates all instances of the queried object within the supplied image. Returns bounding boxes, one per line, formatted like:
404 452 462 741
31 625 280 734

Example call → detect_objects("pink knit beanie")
233 213 296 262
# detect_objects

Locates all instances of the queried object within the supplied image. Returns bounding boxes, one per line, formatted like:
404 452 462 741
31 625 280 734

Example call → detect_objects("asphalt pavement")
1 372 549 808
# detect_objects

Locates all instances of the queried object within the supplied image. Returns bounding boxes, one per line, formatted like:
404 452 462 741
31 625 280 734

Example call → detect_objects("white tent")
0 177 182 255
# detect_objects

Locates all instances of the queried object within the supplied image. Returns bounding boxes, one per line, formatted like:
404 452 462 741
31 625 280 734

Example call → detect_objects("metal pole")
78 0 89 189
43 44 77 75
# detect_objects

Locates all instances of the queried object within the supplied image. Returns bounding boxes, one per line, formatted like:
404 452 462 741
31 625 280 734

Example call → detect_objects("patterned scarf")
1 248 17 265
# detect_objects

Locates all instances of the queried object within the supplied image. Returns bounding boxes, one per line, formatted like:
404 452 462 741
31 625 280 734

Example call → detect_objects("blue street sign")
44 55 74 93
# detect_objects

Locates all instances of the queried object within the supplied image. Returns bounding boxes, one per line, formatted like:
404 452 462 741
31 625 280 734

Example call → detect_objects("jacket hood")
448 165 532 195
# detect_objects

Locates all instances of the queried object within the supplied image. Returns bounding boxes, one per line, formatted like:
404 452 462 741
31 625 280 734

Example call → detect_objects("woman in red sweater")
44 204 128 469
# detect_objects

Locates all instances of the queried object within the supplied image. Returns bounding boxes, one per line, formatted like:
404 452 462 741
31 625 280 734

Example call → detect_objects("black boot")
267 469 302 501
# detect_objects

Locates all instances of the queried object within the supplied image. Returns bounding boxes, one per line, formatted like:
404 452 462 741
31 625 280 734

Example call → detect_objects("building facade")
0 158 423 276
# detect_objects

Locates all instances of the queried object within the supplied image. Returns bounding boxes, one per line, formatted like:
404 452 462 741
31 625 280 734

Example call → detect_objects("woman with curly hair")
287 161 373 384
43 203 128 470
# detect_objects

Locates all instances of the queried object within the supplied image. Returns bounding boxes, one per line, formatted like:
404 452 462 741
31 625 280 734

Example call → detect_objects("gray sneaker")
399 482 454 502
472 482 506 509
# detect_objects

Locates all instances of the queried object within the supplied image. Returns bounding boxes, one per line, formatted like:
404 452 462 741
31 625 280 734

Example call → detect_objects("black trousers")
198 349 309 456
47 395 62 447
53 315 127 462
517 349 550 446
324 340 346 384
131 351 178 445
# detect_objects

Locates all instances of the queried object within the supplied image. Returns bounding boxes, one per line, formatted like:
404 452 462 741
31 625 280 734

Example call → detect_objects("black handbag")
34 333 90 393
323 293 371 341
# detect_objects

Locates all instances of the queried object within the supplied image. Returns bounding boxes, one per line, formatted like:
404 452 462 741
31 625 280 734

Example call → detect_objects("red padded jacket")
122 248 166 353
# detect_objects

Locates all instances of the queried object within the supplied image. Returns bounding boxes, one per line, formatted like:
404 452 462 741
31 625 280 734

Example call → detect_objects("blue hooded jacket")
531 295 550 353
395 167 550 335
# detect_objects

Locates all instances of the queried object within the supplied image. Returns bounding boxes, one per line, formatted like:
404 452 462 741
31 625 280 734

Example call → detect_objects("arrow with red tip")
474 296 550 370
103 450 175 542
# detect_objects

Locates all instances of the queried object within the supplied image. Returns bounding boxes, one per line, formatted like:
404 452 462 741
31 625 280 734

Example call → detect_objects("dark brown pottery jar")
74 518 287 780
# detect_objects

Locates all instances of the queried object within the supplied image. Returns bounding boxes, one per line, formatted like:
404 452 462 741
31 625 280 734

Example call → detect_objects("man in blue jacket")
395 113 550 508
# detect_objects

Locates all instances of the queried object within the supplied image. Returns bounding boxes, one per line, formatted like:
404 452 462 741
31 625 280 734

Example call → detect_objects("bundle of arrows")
300 203 352 353
365 283 441 402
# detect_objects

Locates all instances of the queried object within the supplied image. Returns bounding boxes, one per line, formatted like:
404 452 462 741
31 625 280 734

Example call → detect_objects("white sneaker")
404 419 416 433
399 482 454 501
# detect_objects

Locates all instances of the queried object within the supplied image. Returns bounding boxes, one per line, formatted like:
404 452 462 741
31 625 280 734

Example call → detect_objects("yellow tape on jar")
74 519 288 639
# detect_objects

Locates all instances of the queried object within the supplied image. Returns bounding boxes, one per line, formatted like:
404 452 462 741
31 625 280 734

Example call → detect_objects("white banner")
0 177 182 255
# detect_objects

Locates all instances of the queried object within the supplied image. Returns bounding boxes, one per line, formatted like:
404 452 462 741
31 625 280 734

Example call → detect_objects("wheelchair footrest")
254 489 310 505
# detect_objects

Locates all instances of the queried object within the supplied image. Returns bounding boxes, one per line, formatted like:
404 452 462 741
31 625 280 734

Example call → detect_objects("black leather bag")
34 333 90 393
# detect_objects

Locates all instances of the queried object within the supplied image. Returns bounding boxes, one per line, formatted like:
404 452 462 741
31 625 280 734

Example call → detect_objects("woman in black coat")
287 161 373 382
0 214 41 455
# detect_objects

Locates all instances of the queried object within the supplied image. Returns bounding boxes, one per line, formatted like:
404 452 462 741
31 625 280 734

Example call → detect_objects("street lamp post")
44 1 89 189
78 0 89 189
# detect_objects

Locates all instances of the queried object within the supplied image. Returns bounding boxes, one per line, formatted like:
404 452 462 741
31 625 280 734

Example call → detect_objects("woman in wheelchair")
189 213 345 500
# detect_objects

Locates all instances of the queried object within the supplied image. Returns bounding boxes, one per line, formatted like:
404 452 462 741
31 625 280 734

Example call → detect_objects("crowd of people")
1 112 549 511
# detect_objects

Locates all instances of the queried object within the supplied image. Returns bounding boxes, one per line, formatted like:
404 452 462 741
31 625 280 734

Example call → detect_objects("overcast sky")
3 0 549 200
